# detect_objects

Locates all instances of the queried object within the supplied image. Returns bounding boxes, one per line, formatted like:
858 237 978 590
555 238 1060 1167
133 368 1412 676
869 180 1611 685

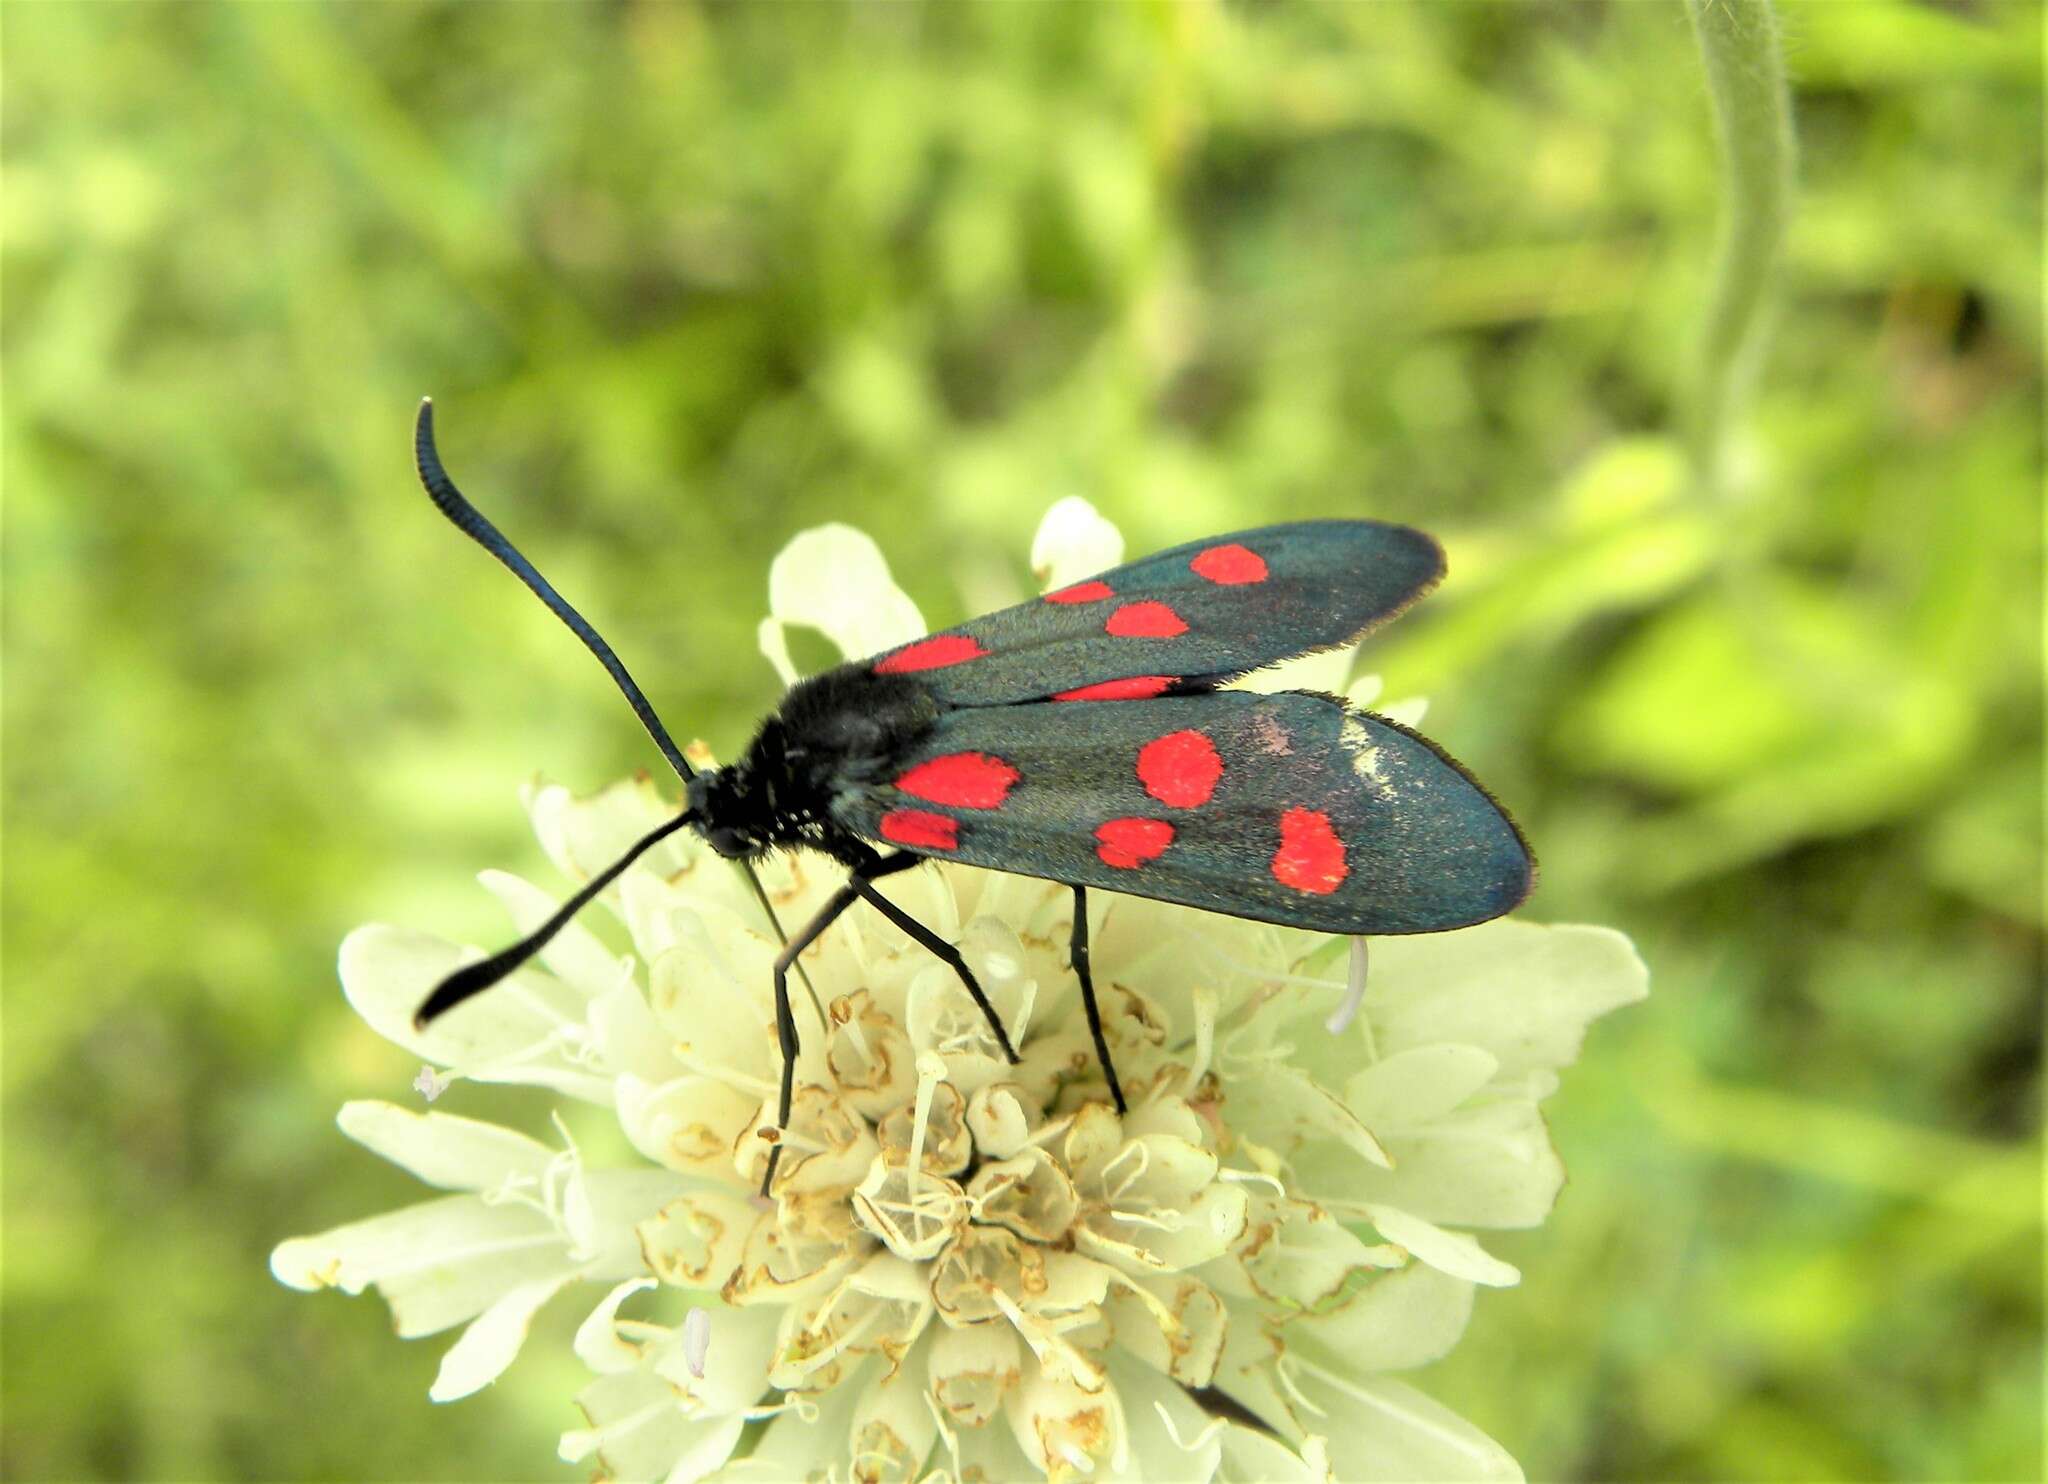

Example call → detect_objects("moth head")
686 765 769 860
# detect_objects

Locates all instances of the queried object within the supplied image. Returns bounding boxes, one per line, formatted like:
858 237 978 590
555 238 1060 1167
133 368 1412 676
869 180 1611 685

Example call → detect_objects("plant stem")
1683 0 1796 499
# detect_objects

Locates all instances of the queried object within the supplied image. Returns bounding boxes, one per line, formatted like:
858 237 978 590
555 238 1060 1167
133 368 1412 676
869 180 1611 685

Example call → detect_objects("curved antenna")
415 398 694 782
412 400 802 967
415 809 695 1027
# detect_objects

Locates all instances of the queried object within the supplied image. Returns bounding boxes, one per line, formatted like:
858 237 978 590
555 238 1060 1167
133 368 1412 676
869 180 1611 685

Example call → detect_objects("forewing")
834 691 1532 935
863 521 1443 707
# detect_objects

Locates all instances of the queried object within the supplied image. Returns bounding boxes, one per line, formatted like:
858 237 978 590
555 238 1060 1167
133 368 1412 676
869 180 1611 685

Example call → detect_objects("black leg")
759 879 862 1196
1069 885 1126 1114
858 849 924 883
759 850 1031 1195
851 874 1021 1064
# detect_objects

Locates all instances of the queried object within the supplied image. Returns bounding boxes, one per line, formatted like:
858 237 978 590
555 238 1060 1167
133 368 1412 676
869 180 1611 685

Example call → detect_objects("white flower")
273 501 1646 1482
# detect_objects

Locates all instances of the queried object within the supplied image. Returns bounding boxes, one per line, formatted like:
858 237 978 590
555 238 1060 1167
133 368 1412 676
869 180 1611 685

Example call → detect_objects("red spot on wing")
1271 807 1347 895
895 752 1020 810
1054 675 1175 702
874 635 988 674
1137 730 1222 808
879 808 960 851
1105 600 1188 639
1095 817 1174 869
1045 579 1114 605
1190 543 1268 585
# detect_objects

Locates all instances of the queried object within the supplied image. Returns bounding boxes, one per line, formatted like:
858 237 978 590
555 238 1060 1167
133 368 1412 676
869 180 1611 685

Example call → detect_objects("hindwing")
833 691 1532 935
863 521 1442 707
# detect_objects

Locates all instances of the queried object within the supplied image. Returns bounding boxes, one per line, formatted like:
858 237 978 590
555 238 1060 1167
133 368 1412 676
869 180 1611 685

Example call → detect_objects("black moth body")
407 401 1534 1199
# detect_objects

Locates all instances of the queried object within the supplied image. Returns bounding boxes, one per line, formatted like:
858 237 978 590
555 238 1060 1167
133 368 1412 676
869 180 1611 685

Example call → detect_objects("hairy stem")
1683 0 1796 499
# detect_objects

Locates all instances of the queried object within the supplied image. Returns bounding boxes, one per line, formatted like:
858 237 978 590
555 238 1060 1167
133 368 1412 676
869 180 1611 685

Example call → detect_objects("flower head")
273 504 1645 1481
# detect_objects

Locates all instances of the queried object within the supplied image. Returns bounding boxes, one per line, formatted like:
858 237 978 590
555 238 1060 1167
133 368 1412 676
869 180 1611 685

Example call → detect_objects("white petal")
580 1168 699 1276
931 1321 1024 1428
478 868 628 998
951 1413 1045 1483
1211 1295 1307 1438
270 1193 571 1337
1219 1424 1334 1483
616 839 771 950
764 523 924 670
430 1273 569 1400
1031 496 1124 590
1360 1205 1520 1287
1285 1371 1521 1482
1035 1250 1116 1316
1377 695 1429 728
647 919 782 1063
965 1083 1037 1161
1006 1362 1128 1478
1365 922 1648 1076
574 1279 658 1375
660 1417 749 1484
1344 1044 1501 1131
1080 1180 1248 1274
1286 1262 1476 1373
755 615 801 689
1121 1097 1209 1146
1102 906 1293 1047
338 926 614 1104
1099 1133 1219 1210
559 1368 668 1463
905 917 1038 1087
563 1370 745 1484
1233 1200 1394 1311
739 1358 872 1474
1103 1272 1226 1388
529 776 697 889
1232 644 1356 697
1344 1098 1565 1229
663 1306 784 1417
335 1100 556 1192
1227 1063 1391 1171
590 980 688 1085
615 1073 758 1177
637 1189 761 1291
1109 1352 1224 1482
848 1355 940 1482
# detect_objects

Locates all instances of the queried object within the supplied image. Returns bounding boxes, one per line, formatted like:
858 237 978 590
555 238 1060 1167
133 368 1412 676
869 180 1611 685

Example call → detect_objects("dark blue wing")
831 690 1531 935
864 521 1442 708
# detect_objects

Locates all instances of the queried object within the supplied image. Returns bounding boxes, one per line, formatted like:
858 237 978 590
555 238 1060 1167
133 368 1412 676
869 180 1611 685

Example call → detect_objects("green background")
4 2 2039 1480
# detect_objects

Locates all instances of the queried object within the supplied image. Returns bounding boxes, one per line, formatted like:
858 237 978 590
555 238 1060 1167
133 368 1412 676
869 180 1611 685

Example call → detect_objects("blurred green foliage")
3 2 2039 1480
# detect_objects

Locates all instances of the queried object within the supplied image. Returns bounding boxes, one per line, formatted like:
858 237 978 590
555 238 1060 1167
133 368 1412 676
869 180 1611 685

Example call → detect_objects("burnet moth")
408 400 1534 1195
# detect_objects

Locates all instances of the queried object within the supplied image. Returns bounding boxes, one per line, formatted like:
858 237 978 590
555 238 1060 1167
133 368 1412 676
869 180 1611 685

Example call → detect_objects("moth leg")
849 866 1021 1065
760 880 863 1198
857 850 924 883
1068 885 1127 1115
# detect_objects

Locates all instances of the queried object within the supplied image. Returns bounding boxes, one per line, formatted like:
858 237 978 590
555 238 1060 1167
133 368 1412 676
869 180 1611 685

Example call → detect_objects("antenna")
414 809 695 1027
414 399 695 783
410 400 802 1024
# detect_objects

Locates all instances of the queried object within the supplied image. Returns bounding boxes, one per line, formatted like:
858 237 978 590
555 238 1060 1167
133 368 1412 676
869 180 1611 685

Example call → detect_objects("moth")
408 401 1533 1193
